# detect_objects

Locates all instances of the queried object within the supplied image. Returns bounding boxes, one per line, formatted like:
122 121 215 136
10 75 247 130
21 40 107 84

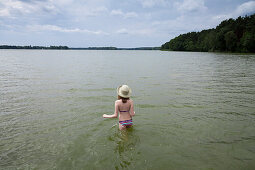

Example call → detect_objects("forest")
161 14 255 53
0 45 69 50
0 45 160 50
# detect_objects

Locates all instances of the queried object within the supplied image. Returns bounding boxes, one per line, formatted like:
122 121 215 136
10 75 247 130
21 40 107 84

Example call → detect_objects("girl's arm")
103 101 118 118
129 100 135 117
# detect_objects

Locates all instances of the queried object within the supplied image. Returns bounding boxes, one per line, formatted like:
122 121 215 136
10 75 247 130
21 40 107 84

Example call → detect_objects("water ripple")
1 50 255 169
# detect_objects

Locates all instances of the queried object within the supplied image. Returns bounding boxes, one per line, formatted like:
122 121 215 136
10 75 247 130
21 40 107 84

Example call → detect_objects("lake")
1 50 255 169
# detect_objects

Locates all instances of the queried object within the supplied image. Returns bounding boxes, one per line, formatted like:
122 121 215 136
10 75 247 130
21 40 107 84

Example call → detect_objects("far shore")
0 45 160 50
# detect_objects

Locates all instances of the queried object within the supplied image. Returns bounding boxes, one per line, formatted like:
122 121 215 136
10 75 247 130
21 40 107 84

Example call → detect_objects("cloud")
73 6 108 17
175 0 207 13
110 9 123 16
212 14 231 22
0 0 108 19
138 0 167 8
152 19 190 33
27 24 109 35
235 1 255 16
116 28 129 34
110 9 138 18
0 0 59 18
0 8 10 17
212 1 255 22
116 28 153 35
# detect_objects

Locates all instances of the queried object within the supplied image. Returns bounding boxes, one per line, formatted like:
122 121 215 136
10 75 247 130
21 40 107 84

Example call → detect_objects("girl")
103 85 135 130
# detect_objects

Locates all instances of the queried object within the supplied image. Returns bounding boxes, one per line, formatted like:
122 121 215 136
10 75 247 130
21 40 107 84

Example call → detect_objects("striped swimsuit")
119 110 133 126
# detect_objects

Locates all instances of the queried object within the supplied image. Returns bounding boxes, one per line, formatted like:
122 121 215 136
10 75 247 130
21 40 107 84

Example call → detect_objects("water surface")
1 50 255 169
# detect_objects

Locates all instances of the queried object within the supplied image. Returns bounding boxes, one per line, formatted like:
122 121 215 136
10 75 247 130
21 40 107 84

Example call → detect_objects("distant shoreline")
0 45 160 50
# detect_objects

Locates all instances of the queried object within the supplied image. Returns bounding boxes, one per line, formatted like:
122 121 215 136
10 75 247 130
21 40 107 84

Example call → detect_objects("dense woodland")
161 14 255 53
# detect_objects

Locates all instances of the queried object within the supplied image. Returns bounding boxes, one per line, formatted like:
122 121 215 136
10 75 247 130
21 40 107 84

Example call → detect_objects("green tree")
224 31 237 52
215 30 226 51
240 31 255 52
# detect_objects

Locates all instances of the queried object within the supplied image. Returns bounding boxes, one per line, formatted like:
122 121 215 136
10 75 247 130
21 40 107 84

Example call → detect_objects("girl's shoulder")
128 99 133 103
126 99 134 105
115 99 133 104
115 99 122 104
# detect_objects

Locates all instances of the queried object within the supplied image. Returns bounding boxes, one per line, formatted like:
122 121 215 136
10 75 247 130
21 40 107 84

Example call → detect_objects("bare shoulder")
115 99 121 105
129 99 134 104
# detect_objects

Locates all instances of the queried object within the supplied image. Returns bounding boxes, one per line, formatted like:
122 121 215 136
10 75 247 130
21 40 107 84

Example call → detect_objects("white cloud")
212 14 231 22
212 1 255 23
175 0 207 13
151 13 216 39
0 0 59 18
116 28 129 34
138 0 167 8
0 8 10 17
116 28 153 35
0 0 108 19
80 6 108 17
125 12 138 18
235 1 255 16
28 24 109 35
111 9 123 16
110 9 138 18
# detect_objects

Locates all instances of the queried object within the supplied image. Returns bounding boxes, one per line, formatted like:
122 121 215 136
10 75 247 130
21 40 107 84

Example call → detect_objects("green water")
1 50 255 169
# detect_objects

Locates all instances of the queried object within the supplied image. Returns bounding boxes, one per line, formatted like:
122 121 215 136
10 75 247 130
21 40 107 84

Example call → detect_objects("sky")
0 0 255 48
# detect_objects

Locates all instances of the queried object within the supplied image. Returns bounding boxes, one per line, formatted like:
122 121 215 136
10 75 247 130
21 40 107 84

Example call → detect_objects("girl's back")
116 99 134 121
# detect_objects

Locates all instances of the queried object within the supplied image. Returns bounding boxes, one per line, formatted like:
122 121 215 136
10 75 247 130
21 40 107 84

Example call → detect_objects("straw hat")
117 85 132 98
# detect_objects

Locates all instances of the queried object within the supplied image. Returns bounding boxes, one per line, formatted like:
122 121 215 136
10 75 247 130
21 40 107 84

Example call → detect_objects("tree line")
0 45 69 50
161 14 255 53
0 45 160 50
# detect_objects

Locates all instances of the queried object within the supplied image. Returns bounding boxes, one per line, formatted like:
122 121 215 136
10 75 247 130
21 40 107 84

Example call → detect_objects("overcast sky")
0 0 255 47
